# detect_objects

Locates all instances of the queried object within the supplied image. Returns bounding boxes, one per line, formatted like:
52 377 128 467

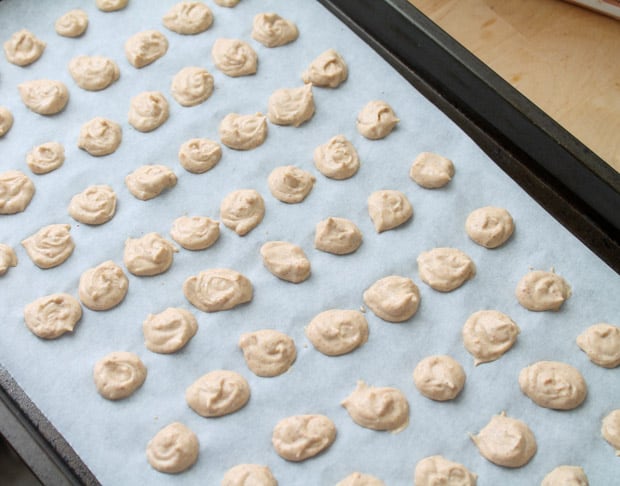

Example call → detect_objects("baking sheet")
0 0 619 484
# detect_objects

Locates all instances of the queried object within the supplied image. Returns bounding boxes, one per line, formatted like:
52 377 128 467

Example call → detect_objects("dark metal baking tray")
1 1 618 484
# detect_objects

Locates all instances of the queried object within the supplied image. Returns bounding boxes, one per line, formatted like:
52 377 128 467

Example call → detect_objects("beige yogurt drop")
302 48 348 88
541 465 589 486
238 329 297 377
260 241 311 283
125 164 177 200
220 189 265 235
78 260 129 311
26 142 65 174
367 190 412 232
462 310 520 365
219 113 268 150
96 0 128 12
171 67 214 107
0 244 18 276
123 233 178 276
515 269 571 311
125 30 168 68
55 9 88 37
185 370 250 417
342 381 409 433
78 117 122 156
3 29 46 66
128 91 169 132
518 361 587 410
267 84 315 127
146 422 199 474
305 309 369 356
170 216 220 250
0 170 35 214
356 100 399 140
414 455 477 486
413 355 466 401
363 275 420 323
471 412 537 468
162 2 213 35
23 293 82 339
336 472 385 486
93 351 147 400
252 13 299 47
576 323 620 368
214 0 240 7
211 38 257 77
466 206 515 248
267 165 315 203
222 464 277 486
409 152 455 189
417 247 475 292
178 138 221 173
0 107 14 137
314 135 360 180
142 307 198 354
68 185 117 225
68 56 120 91
272 414 336 462
602 409 620 455
18 80 69 115
183 268 252 312
314 217 362 255
21 224 74 269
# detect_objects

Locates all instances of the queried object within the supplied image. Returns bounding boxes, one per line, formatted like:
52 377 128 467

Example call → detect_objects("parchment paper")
0 1 618 484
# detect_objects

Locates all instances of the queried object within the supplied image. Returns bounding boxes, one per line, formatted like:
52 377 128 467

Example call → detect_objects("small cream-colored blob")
21 224 74 269
268 84 314 127
272 414 336 462
541 465 589 486
3 29 45 66
214 0 240 6
356 100 399 140
417 247 476 292
163 2 213 35
414 455 477 486
252 13 299 47
146 422 199 474
413 355 466 401
125 164 177 200
93 351 147 400
0 170 35 215
409 152 455 189
26 142 65 175
577 323 620 368
306 309 369 356
55 10 88 37
97 0 128 12
186 370 250 417
222 464 277 486
143 307 198 354
302 49 347 88
363 275 420 323
239 329 297 377
336 472 385 486
315 217 362 255
18 80 69 115
0 107 13 137
78 117 122 156
78 260 129 311
68 55 120 91
219 113 268 150
314 135 359 180
518 361 587 410
602 409 620 456
23 293 82 339
125 30 169 68
178 138 221 173
171 67 214 107
471 412 537 468
367 190 412 233
212 38 257 77
462 310 520 365
124 233 178 276
466 206 515 249
267 165 315 204
260 241 311 283
515 270 571 311
183 268 253 312
68 185 117 225
128 91 169 132
170 216 220 250
0 244 18 276
220 189 265 235
342 381 409 433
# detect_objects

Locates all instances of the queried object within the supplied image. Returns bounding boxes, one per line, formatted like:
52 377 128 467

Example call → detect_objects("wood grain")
410 0 620 171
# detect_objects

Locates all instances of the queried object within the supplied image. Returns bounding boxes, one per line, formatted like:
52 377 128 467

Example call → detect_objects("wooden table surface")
410 0 620 172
